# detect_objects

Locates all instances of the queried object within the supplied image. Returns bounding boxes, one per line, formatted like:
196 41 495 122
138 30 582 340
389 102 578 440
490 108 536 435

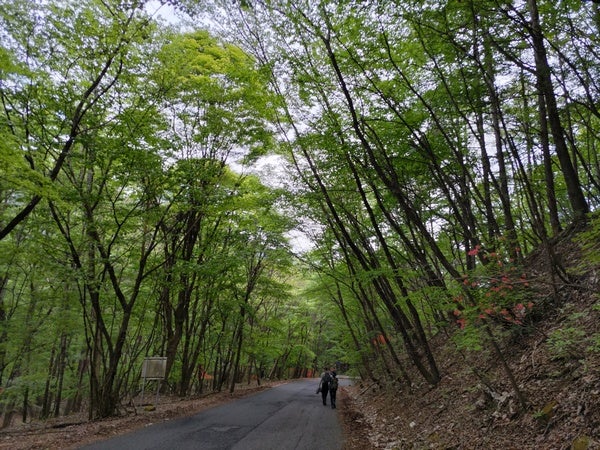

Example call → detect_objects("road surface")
80 377 348 450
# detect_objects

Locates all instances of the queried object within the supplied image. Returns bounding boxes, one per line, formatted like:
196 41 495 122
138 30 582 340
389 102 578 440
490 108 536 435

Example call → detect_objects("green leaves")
154 29 275 163
0 0 303 420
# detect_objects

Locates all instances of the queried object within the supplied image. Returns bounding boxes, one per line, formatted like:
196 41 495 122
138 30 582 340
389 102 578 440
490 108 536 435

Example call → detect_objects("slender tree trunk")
345 153 440 383
164 210 200 386
483 33 519 258
41 347 56 419
230 298 248 393
332 283 378 384
537 89 562 236
22 387 29 423
0 275 9 386
53 334 68 417
64 350 88 415
484 325 528 412
469 2 501 243
527 0 589 222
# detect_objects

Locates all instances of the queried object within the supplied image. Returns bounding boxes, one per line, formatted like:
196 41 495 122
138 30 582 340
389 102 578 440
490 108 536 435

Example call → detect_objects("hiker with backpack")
329 367 339 409
317 367 331 405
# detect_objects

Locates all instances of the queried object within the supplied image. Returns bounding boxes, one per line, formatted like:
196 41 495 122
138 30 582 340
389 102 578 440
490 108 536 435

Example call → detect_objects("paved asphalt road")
80 377 349 450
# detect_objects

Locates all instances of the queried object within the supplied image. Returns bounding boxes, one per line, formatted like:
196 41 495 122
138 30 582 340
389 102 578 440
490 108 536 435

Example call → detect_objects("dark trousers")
321 387 329 405
330 388 337 408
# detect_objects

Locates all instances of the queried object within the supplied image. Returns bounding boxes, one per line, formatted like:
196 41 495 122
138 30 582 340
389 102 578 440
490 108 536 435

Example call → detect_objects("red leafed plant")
452 245 534 330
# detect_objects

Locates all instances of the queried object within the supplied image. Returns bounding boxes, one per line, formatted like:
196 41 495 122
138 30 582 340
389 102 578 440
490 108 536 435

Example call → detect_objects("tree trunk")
482 32 519 258
527 0 589 222
41 347 56 419
53 334 68 417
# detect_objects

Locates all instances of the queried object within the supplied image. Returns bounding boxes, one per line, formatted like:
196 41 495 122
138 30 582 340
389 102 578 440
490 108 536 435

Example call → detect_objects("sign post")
140 357 167 406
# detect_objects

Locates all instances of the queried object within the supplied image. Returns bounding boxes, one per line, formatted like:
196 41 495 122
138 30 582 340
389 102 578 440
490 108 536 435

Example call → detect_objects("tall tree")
524 0 589 221
0 0 155 241
148 29 279 393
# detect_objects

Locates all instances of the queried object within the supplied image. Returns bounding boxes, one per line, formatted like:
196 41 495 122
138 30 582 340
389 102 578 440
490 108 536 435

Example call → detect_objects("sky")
146 1 181 25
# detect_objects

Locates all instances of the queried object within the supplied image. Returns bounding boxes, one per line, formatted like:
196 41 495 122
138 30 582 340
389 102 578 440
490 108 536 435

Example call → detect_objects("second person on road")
318 367 331 405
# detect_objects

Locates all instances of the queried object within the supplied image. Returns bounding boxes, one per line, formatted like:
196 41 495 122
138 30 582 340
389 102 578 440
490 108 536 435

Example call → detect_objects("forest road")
79 377 348 450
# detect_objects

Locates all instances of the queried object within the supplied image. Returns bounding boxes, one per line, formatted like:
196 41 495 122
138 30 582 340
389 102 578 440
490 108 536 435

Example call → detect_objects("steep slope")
341 223 600 449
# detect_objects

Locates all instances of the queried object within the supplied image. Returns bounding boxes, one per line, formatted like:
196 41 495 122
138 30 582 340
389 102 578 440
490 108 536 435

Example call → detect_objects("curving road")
80 377 348 450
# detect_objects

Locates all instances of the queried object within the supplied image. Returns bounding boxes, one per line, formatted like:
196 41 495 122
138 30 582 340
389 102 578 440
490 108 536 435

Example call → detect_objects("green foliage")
546 327 586 360
587 333 600 354
544 303 599 362
0 0 294 419
574 213 600 272
1 0 600 424
451 323 484 352
154 29 276 163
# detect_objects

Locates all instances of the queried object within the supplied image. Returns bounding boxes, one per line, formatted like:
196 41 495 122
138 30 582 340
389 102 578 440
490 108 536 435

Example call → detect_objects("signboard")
141 357 167 380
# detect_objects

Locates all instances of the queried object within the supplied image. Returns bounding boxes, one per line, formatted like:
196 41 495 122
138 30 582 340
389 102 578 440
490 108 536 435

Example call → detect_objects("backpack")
321 371 331 388
330 375 338 390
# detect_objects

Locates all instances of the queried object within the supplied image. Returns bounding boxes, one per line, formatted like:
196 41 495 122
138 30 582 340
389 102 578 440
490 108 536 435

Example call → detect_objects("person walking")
317 367 331 406
329 367 339 409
